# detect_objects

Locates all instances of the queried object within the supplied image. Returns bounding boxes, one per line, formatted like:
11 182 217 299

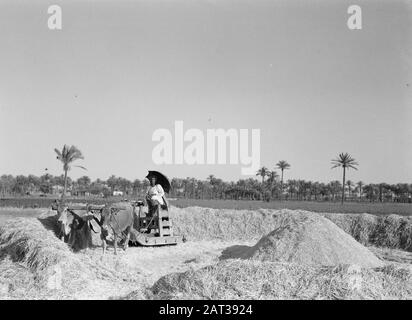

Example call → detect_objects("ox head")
56 208 85 240
98 206 112 235
57 207 71 238
51 201 59 211
97 204 131 237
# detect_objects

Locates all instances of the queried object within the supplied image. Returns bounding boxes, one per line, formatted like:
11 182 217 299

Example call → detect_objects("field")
0 197 112 209
0 205 412 300
0 208 42 222
2 197 412 216
171 199 412 216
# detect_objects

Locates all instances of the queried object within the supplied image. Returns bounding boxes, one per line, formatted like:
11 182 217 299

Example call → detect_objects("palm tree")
363 184 376 202
356 181 364 200
267 170 279 184
256 167 269 183
207 175 217 198
328 180 342 201
267 170 279 198
331 153 358 204
207 174 216 185
276 160 291 198
54 145 86 203
346 180 353 200
378 183 390 202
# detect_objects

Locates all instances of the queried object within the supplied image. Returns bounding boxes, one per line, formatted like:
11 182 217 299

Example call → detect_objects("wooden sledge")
129 199 183 246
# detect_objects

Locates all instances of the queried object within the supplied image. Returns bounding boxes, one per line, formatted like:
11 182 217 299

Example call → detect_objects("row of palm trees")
15 145 396 204
3 172 410 203
51 146 390 204
256 160 291 200
169 176 411 202
0 173 151 198
255 153 358 204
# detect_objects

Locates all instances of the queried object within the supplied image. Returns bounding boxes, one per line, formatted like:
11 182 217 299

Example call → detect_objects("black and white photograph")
0 0 411 306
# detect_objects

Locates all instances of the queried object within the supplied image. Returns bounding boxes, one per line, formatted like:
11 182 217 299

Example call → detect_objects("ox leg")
59 227 65 242
113 234 118 255
102 239 107 255
101 233 107 255
123 229 130 251
69 231 75 248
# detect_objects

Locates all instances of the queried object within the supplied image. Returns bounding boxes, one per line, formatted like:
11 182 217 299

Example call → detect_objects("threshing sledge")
129 198 183 246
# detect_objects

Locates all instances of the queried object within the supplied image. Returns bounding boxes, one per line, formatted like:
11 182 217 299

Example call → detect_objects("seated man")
146 175 165 216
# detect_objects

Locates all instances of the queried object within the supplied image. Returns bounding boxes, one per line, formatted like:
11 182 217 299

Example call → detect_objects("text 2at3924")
159 304 253 317
203 304 253 315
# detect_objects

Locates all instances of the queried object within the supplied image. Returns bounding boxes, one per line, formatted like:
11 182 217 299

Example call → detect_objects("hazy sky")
0 0 411 183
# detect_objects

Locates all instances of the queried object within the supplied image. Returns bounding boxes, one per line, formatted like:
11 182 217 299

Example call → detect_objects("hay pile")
171 206 412 252
171 206 281 241
127 209 412 300
237 211 383 267
0 218 92 298
324 213 412 252
146 260 412 300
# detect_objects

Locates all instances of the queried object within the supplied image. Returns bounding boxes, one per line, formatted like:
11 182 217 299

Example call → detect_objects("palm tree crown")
331 153 358 203
267 170 279 184
54 145 86 202
256 167 269 183
276 160 291 199
276 160 291 171
55 145 85 171
331 153 358 170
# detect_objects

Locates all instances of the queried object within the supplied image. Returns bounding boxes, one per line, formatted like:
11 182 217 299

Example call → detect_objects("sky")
0 0 411 184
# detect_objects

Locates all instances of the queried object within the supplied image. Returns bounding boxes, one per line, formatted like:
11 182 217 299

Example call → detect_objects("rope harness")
109 208 122 232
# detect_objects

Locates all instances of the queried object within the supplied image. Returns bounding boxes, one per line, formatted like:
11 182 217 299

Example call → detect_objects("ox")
98 203 135 255
51 202 76 244
52 202 97 250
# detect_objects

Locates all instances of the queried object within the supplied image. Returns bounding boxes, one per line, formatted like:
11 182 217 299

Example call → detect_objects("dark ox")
51 202 70 242
56 208 75 243
99 203 134 255
55 206 95 250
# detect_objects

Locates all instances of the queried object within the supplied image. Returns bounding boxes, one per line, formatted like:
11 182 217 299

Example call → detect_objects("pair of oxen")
53 202 135 254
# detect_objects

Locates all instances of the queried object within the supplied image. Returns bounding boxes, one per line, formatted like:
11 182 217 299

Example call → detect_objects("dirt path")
71 242 412 300
73 240 255 300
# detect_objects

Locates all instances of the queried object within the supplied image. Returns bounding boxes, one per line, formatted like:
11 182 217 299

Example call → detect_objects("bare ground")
1 208 412 300
71 241 412 300
40 240 255 300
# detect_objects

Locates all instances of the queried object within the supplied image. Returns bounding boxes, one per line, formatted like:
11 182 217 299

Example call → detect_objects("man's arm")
156 184 165 197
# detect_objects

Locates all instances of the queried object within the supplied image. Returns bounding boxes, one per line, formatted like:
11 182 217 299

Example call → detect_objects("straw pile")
172 207 412 252
237 211 383 267
323 213 412 251
147 260 412 300
0 218 92 298
129 209 412 300
171 206 281 241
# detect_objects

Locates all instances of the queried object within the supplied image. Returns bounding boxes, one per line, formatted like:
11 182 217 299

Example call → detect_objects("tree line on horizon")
1 172 411 203
1 145 411 203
